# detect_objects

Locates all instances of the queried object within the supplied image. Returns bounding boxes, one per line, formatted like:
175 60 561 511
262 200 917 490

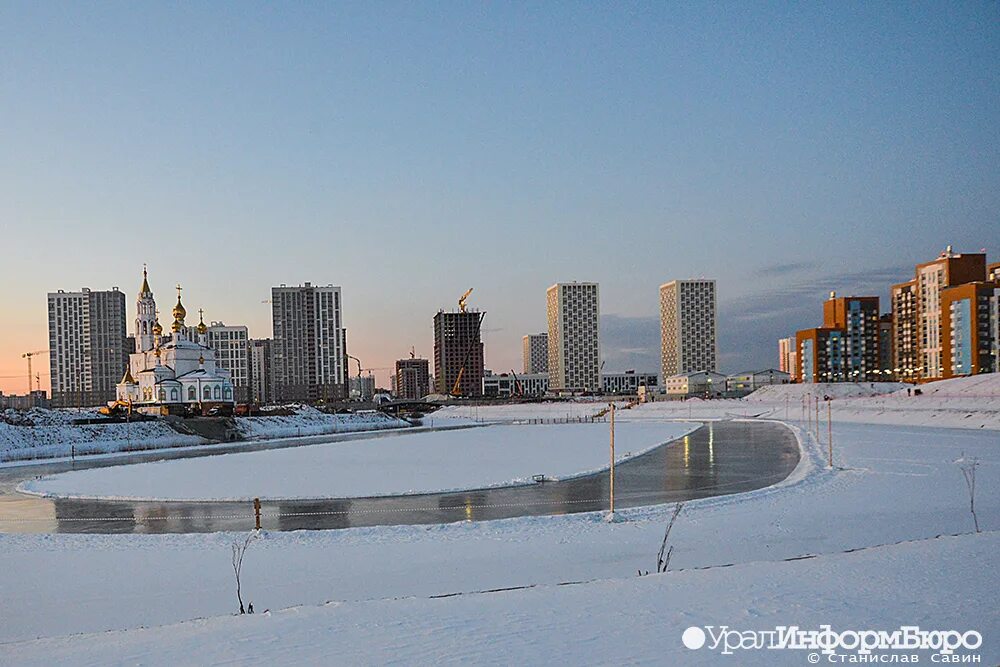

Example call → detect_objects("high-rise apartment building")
941 282 1000 377
914 248 985 379
396 357 430 399
547 282 600 393
822 293 880 381
205 322 250 402
247 338 273 405
47 287 128 407
522 333 548 374
891 280 918 381
660 279 717 379
795 327 846 383
433 310 484 396
271 283 347 402
778 336 798 381
878 314 895 380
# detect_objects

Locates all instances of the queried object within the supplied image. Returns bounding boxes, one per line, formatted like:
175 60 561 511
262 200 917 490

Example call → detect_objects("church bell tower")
136 266 157 352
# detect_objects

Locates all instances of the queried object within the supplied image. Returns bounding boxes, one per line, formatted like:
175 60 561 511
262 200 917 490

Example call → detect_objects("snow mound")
746 382 906 401
891 373 1000 398
0 410 205 463
236 407 407 440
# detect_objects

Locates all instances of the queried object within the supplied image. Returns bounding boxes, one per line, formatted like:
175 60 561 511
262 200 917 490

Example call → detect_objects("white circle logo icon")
682 626 706 650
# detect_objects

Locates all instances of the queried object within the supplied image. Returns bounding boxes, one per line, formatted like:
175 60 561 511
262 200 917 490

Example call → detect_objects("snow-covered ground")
436 375 1000 430
6 531 994 666
19 422 696 500
0 408 206 463
1 415 996 663
236 405 406 439
0 405 408 464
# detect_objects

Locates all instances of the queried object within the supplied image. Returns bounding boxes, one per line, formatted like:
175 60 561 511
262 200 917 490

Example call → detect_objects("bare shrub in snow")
641 502 685 576
958 456 981 534
231 531 258 614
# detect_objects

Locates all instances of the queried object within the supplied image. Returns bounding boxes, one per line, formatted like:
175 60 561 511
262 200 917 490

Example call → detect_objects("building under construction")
395 357 430 400
433 310 484 397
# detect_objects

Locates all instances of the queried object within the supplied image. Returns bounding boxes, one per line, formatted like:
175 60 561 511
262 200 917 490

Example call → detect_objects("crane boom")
21 350 48 394
458 288 473 313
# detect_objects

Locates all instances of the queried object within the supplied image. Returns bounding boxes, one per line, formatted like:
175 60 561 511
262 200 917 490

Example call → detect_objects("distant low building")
482 372 548 398
665 370 727 398
726 369 790 395
0 390 49 410
601 371 659 395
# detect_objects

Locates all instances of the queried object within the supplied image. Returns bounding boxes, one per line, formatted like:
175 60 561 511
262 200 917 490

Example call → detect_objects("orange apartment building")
941 281 1000 378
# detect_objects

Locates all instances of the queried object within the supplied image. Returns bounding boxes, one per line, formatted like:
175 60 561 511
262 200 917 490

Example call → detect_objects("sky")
1 1 998 393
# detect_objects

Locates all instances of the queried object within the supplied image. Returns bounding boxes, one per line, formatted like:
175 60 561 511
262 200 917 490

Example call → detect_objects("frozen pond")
21 422 696 501
6 421 799 533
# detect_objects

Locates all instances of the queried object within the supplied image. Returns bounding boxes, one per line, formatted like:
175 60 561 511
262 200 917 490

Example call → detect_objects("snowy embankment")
19 422 696 501
435 376 1000 429
0 408 206 463
435 399 628 422
0 406 409 464
236 405 407 440
1 417 997 661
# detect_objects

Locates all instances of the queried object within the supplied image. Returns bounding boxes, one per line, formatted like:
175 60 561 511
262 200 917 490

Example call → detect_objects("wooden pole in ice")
827 400 833 468
609 402 616 514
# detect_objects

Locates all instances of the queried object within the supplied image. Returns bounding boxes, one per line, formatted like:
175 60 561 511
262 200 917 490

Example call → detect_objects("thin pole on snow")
609 402 616 514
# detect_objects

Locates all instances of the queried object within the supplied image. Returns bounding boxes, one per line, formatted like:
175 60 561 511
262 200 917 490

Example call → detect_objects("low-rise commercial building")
601 371 659 395
482 372 548 398
664 370 727 398
725 369 791 395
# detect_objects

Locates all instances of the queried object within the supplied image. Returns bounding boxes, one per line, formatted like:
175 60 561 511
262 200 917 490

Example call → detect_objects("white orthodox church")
116 268 236 415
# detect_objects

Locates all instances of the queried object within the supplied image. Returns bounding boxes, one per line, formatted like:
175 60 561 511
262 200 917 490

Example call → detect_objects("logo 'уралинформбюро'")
682 625 983 662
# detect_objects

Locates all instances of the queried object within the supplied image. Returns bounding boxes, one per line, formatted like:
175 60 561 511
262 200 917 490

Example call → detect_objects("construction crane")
21 350 48 394
509 369 524 399
458 288 473 313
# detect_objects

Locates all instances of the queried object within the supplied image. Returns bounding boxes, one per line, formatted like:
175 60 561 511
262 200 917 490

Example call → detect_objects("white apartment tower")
778 336 798 381
660 279 718 378
271 283 347 402
205 321 250 401
47 287 128 407
522 333 548 374
546 282 600 393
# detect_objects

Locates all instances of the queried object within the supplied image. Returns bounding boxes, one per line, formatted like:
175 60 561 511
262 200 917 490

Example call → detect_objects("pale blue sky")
1 2 997 390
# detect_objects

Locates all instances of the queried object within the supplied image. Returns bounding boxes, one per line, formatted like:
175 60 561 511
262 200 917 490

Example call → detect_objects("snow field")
5 531 995 666
0 418 996 657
